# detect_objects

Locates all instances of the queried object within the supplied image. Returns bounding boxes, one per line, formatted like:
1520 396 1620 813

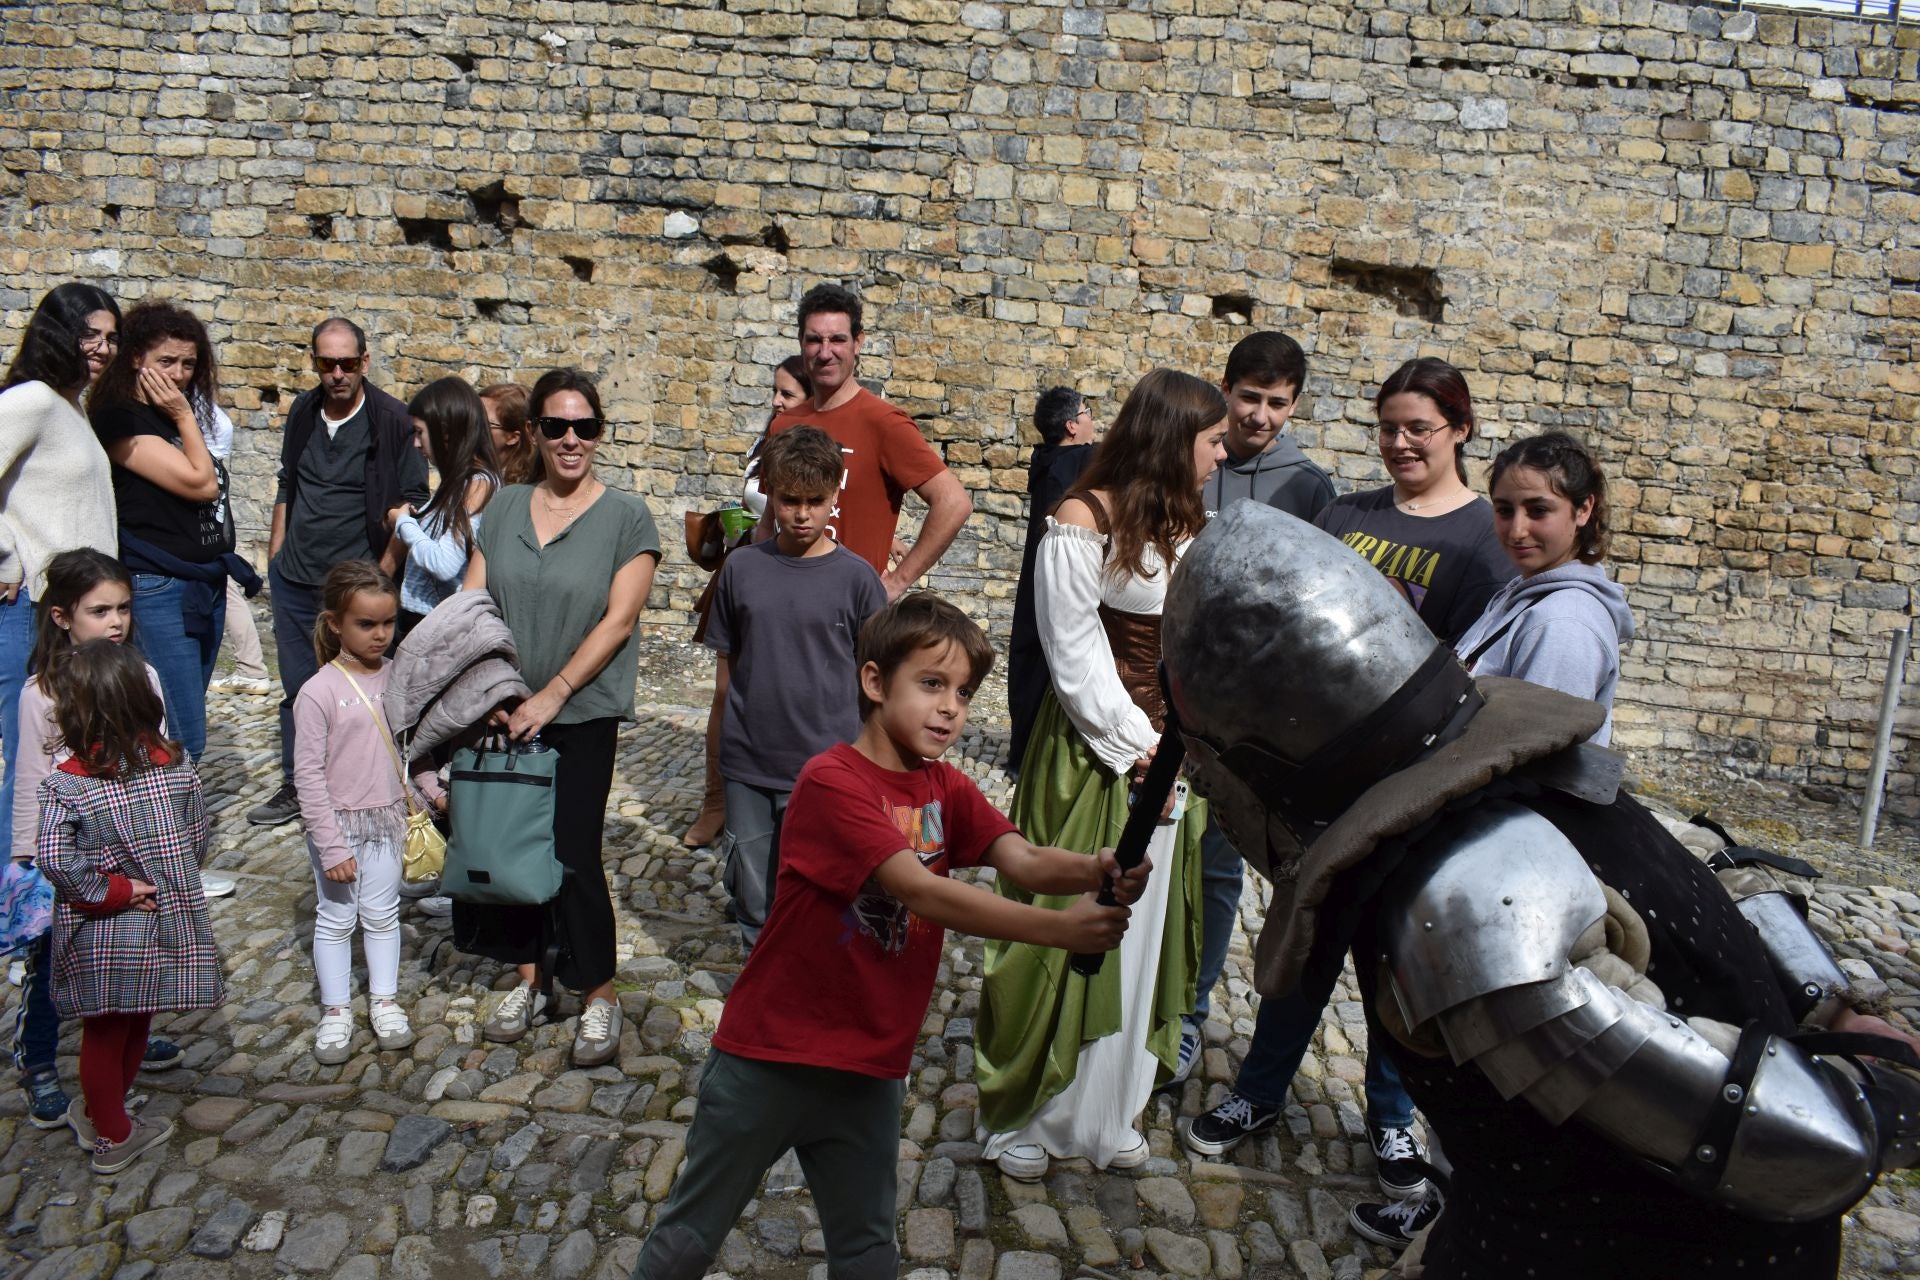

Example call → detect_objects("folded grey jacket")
388 589 532 756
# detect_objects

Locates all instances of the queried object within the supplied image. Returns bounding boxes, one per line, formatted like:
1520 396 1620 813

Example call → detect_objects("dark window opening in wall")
446 52 476 75
1211 292 1256 324
762 222 790 254
1331 259 1445 322
308 214 333 241
398 217 454 251
703 253 741 293
562 255 595 282
101 204 121 222
476 298 531 323
470 181 519 235
261 386 280 406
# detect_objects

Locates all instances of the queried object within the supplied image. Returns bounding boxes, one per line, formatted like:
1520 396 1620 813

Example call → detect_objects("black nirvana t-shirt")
1312 485 1513 644
92 401 233 563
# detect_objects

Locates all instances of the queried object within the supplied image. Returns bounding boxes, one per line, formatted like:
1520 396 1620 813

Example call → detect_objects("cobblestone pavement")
3 630 1918 1280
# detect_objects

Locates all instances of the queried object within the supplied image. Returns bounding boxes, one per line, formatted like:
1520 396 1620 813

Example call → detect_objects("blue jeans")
11 932 58 1079
130 572 225 762
269 559 323 786
0 588 34 861
1189 815 1243 1024
1234 958 1415 1130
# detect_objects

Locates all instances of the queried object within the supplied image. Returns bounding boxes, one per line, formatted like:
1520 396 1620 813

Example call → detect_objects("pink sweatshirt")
292 660 443 871
11 663 167 864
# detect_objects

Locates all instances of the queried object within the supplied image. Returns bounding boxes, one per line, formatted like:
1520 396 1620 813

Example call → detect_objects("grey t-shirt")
281 404 372 587
705 539 889 790
1312 485 1515 644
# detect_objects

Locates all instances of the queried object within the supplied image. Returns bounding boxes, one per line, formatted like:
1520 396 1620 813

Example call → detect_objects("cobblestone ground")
3 629 1918 1280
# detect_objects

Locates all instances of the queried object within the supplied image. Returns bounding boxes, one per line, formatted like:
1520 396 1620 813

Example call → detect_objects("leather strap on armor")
1678 1020 1773 1198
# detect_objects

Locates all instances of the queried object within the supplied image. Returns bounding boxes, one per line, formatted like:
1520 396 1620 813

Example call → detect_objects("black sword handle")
1070 710 1184 978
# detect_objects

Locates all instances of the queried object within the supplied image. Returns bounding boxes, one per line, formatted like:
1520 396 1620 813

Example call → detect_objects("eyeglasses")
312 355 365 374
1378 422 1447 445
535 415 605 441
79 332 119 352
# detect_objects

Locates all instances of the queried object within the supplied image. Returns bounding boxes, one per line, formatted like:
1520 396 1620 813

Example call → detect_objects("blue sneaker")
141 1038 184 1072
22 1066 70 1128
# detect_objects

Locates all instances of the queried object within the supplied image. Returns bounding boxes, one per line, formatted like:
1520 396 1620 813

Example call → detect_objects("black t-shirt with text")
92 401 232 564
1312 485 1514 644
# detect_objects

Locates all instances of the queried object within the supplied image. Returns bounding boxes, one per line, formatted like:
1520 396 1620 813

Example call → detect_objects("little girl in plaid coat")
36 639 223 1175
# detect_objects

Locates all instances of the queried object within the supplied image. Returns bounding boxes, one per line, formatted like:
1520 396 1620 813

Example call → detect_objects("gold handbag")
333 661 447 884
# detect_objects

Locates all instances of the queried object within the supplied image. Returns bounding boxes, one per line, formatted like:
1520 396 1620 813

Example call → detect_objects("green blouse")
475 483 661 725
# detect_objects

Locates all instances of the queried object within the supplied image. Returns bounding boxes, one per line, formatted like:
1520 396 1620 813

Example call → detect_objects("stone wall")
3 0 1918 811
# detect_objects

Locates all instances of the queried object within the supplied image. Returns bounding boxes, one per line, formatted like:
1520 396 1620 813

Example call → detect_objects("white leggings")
308 833 402 1008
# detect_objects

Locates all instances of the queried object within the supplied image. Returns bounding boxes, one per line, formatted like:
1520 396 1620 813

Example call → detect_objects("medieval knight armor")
1162 502 1919 1277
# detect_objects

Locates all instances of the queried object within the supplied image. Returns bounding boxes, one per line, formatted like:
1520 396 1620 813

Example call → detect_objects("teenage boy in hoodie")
1203 331 1337 522
1007 387 1099 775
1177 332 1339 1085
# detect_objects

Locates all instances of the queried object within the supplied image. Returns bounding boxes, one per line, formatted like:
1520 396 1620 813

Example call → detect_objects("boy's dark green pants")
632 1049 906 1280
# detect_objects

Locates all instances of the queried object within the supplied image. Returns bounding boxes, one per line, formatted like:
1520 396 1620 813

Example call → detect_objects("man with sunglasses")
246 317 428 827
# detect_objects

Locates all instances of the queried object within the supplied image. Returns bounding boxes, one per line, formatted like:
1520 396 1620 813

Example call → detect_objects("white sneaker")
996 1142 1049 1182
200 872 236 899
414 895 452 918
313 1006 354 1065
370 999 415 1051
211 675 271 694
1107 1130 1150 1170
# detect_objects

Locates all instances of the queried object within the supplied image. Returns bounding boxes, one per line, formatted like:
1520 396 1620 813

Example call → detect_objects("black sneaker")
1182 1091 1279 1157
140 1039 184 1072
22 1067 70 1128
1349 1185 1442 1248
245 783 300 827
1370 1123 1431 1198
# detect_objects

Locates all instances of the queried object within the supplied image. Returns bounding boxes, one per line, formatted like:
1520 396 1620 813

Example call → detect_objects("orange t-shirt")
768 387 947 574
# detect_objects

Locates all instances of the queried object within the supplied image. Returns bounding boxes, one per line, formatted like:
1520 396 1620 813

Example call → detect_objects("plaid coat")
36 758 224 1019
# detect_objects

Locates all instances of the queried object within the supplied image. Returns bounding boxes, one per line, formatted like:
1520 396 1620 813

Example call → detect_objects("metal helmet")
1162 501 1481 876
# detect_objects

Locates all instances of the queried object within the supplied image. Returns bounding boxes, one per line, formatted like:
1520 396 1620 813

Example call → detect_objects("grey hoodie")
1451 561 1635 746
1202 435 1337 522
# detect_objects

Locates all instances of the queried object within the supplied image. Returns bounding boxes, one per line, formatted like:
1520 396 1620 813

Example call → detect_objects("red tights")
80 1013 151 1144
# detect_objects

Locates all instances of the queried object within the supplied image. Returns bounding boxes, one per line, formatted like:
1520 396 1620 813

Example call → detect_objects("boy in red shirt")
633 593 1149 1280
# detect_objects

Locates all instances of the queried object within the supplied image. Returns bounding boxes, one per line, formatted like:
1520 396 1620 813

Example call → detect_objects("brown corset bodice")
1099 604 1166 732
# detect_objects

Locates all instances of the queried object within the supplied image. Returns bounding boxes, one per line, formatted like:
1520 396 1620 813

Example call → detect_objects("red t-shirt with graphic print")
713 741 1017 1079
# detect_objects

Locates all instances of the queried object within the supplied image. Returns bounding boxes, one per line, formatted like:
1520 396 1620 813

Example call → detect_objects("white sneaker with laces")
199 872 237 899
572 998 622 1067
483 983 546 1043
313 1006 354 1065
370 999 415 1051
995 1142 1049 1182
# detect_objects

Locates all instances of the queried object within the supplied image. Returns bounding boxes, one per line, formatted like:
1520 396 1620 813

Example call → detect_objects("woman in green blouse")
458 367 660 1068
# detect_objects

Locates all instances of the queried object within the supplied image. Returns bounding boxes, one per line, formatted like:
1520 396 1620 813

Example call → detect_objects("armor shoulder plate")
1381 799 1608 1031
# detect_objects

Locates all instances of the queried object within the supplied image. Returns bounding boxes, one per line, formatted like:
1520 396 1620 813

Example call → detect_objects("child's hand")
1055 893 1130 953
325 858 358 884
126 879 159 911
1093 848 1152 907
432 792 448 814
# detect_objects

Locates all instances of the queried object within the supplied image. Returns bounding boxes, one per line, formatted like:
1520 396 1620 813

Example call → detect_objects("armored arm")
1381 801 1913 1222
1713 862 1851 1028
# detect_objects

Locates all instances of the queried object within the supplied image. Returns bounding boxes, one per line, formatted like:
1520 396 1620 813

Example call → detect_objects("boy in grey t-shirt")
704 426 888 951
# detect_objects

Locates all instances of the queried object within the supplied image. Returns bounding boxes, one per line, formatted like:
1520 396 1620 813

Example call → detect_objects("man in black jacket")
1006 386 1098 776
245 317 428 826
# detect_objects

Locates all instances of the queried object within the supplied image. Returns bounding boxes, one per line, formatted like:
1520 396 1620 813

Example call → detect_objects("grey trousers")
632 1050 905 1280
721 780 790 951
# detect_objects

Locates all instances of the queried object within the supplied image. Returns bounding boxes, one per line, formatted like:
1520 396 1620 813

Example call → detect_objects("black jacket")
274 381 427 560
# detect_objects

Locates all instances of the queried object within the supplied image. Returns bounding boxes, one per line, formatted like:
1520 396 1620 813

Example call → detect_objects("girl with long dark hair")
87 300 238 763
391 376 499 633
0 283 121 890
977 368 1227 1182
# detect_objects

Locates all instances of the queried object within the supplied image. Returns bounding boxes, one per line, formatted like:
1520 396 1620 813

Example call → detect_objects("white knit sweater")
0 380 117 596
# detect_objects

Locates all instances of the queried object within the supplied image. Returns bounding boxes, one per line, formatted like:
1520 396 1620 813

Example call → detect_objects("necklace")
539 484 595 526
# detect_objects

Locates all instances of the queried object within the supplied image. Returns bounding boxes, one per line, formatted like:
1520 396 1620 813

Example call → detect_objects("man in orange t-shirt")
765 284 973 599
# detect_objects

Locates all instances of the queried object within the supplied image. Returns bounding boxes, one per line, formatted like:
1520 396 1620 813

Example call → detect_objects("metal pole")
1858 624 1911 849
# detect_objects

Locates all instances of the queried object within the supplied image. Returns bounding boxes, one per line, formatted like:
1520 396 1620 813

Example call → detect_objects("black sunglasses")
312 355 365 374
535 415 604 441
